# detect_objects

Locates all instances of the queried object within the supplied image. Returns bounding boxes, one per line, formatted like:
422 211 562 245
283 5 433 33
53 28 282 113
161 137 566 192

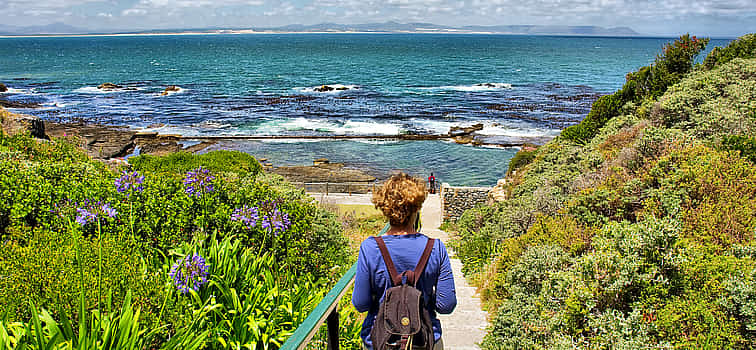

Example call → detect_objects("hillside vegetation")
452 33 756 349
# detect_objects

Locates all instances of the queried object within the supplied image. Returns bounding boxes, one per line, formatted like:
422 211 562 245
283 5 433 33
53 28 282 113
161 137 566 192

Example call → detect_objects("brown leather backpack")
371 236 436 350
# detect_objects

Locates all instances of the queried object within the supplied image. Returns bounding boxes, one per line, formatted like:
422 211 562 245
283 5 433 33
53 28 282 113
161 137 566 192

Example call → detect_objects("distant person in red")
428 173 436 194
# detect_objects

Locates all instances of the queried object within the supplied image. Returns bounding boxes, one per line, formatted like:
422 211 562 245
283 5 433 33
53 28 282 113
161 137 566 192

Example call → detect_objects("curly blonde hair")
372 172 427 226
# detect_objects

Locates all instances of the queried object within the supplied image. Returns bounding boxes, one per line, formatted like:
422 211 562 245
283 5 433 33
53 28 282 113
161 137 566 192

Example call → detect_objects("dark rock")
98 83 122 90
0 83 6 92
449 123 484 137
263 95 316 105
0 99 41 108
138 141 179 156
314 85 335 92
160 85 180 96
1 108 47 139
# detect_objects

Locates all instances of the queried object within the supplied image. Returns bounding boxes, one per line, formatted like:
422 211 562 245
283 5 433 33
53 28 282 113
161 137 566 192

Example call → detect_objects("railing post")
326 181 329 196
326 306 340 350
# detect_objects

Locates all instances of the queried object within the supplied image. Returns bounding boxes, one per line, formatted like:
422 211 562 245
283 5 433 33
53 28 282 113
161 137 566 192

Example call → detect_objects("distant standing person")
428 173 436 194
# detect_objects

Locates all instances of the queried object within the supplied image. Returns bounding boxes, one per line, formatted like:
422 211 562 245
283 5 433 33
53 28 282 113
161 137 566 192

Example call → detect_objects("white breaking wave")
1 87 30 94
74 86 144 94
257 118 400 135
479 124 560 138
420 83 513 92
411 118 558 138
294 84 360 93
157 86 186 96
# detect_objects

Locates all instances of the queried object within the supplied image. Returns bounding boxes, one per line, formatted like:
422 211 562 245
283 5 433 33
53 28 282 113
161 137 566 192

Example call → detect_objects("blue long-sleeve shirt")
352 233 457 347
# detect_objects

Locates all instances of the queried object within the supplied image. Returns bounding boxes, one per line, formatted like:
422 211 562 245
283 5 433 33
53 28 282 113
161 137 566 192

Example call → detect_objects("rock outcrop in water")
98 83 122 90
313 85 355 92
161 85 180 96
0 83 7 92
0 99 41 108
449 123 484 137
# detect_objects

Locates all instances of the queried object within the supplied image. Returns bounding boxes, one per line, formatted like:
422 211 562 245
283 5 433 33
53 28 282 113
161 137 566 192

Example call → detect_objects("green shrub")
506 145 538 175
562 34 709 144
129 150 262 176
652 58 756 138
0 227 166 327
704 33 756 69
721 135 756 163
0 132 352 348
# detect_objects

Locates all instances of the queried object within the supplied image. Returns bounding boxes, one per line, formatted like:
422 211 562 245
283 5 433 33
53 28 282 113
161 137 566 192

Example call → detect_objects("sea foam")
420 83 513 92
295 84 360 93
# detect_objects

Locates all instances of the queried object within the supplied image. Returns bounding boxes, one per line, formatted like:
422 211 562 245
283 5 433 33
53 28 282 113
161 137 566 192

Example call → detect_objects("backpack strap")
406 238 435 286
375 236 402 286
375 236 436 287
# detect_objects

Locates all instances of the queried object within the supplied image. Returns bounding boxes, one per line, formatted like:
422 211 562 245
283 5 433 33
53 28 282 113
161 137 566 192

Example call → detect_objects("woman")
352 172 457 350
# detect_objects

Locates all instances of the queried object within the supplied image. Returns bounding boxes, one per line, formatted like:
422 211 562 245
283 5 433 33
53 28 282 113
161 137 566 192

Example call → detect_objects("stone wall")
441 183 492 222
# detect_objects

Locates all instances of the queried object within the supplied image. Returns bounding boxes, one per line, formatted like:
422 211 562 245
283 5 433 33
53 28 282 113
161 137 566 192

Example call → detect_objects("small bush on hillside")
129 150 262 176
722 135 756 163
506 145 538 175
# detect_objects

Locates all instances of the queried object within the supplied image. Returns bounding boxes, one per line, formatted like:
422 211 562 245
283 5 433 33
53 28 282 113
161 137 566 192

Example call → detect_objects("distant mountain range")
0 21 639 36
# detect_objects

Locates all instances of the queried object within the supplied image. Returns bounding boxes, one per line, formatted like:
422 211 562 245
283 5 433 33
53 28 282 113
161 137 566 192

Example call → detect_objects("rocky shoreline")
1 107 526 185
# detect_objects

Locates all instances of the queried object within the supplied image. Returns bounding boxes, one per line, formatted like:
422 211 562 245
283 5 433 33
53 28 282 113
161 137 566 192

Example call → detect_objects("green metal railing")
280 223 390 350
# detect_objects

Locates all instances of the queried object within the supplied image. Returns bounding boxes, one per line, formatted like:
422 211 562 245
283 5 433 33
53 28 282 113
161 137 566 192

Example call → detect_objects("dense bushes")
0 131 350 348
561 34 709 143
454 33 756 348
704 33 756 69
129 150 262 176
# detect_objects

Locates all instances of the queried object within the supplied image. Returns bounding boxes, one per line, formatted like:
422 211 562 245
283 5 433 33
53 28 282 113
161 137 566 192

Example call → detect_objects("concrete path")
312 192 488 349
422 194 488 350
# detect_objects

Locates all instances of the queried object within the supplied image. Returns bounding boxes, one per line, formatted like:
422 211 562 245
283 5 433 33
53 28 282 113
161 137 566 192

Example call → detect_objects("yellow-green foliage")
654 58 756 139
457 34 756 349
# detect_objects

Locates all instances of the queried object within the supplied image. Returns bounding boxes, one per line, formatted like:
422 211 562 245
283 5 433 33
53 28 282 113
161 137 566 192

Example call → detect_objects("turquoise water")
0 34 730 185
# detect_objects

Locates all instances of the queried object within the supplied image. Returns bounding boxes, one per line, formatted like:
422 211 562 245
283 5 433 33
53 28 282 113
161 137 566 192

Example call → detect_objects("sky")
1 0 755 37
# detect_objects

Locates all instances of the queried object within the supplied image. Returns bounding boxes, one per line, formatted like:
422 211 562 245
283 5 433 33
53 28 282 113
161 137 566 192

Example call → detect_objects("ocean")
0 34 730 185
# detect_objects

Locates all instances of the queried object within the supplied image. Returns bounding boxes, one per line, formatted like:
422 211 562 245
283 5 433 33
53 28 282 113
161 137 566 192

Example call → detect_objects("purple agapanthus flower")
184 167 215 197
261 208 291 235
75 200 118 226
168 253 210 294
231 205 259 229
115 170 145 196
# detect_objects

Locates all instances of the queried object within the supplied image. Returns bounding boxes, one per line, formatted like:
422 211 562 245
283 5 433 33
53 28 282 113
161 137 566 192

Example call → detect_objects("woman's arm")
352 240 373 312
435 240 457 314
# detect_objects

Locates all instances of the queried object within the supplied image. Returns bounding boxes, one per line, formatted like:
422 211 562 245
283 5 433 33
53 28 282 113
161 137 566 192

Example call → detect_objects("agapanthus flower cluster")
231 205 259 229
231 200 291 234
184 167 215 197
169 253 210 294
114 170 145 196
258 200 291 235
75 200 118 226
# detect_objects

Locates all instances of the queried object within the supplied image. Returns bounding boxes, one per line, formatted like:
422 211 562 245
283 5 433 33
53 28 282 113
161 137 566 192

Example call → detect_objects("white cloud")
0 0 754 35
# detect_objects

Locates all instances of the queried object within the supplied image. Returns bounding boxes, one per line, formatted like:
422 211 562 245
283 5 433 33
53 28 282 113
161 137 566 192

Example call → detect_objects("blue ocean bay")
0 34 730 185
